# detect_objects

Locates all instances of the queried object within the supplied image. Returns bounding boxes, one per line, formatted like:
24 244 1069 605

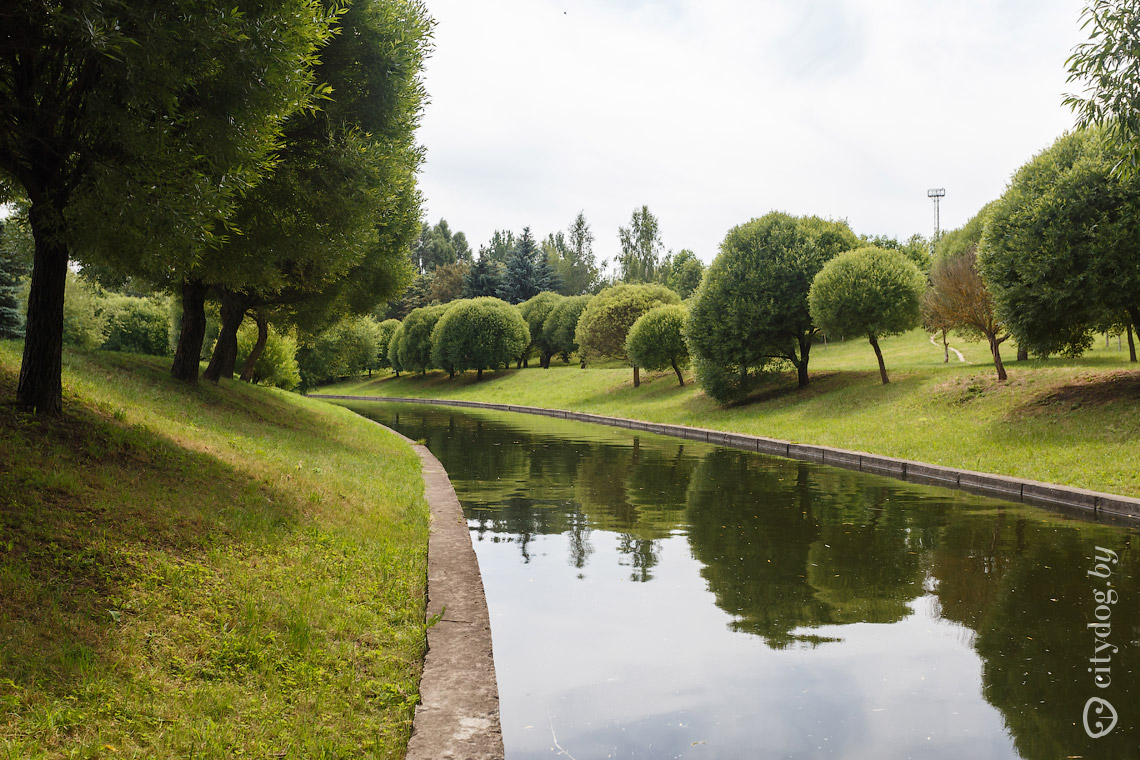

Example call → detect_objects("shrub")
687 212 858 402
575 283 680 386
430 297 529 380
101 294 171 355
808 247 925 384
61 272 106 350
236 321 300 390
625 304 689 385
376 318 401 369
542 294 591 362
518 291 564 368
388 322 405 376
396 304 447 374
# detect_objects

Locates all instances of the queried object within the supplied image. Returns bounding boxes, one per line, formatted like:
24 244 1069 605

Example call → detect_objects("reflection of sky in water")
480 532 1012 760
344 402 1139 760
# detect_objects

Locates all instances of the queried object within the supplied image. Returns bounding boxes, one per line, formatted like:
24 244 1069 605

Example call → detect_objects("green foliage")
236 322 301 390
980 128 1140 357
463 257 505 299
61 273 107 350
1065 1 1140 177
575 283 681 365
429 297 530 379
664 249 704 299
518 291 565 367
542 295 592 361
934 203 996 264
101 294 171 355
415 218 466 272
376 318 401 369
388 322 405 375
479 230 516 264
429 261 470 304
617 206 665 282
809 247 925 383
396 304 447 373
297 316 386 387
546 213 600 296
687 212 859 401
0 217 30 339
498 228 557 304
863 233 930 273
626 304 690 384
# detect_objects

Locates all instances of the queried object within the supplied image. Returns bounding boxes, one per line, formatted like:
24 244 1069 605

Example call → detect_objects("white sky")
415 0 1089 268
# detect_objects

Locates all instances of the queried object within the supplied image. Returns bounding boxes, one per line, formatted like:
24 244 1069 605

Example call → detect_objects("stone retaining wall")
316 394 1140 521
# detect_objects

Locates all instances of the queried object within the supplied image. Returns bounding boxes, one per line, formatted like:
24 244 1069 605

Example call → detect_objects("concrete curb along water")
369 422 504 760
316 394 1140 521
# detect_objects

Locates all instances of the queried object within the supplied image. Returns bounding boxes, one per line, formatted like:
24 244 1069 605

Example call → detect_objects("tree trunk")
671 358 684 386
203 289 248 382
794 334 812 387
238 311 269 382
869 334 889 384
477 367 483 381
1127 309 1139 363
989 334 1008 382
1017 343 1028 361
17 200 68 415
171 278 210 383
941 329 948 363
633 364 640 387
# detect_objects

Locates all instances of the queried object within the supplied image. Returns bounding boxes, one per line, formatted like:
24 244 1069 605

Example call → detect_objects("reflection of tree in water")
934 514 1139 759
686 449 939 647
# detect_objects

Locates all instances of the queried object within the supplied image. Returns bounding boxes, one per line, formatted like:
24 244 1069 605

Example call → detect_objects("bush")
61 272 106 350
101 294 171 355
808 247 924 384
297 317 384 388
575 283 680 385
687 212 859 402
625 304 689 385
388 322 405 375
542 294 591 362
236 321 300 390
396 304 447 374
430 297 529 380
518 291 564 368
376 318 401 369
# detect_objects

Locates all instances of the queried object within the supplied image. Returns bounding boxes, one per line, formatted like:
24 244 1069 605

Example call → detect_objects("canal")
341 401 1137 760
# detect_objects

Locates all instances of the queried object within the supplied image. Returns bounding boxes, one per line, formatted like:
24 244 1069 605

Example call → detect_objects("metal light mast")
927 188 946 253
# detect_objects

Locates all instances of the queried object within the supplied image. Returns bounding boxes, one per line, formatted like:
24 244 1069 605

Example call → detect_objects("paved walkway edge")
370 422 504 760
318 394 1140 522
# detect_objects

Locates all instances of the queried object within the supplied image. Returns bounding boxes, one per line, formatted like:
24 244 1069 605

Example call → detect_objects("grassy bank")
0 342 429 759
323 328 1140 498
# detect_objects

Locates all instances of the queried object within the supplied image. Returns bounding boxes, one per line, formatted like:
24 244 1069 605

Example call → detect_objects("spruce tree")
498 227 542 304
463 257 504 298
0 227 27 339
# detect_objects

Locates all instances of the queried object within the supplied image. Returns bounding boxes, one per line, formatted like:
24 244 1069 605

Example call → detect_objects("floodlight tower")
927 188 946 252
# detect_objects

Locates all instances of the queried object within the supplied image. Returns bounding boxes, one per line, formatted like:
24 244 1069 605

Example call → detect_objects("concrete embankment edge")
317 394 1140 522
365 421 504 760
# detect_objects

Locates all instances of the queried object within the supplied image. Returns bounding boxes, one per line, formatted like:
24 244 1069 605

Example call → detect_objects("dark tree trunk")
941 329 949 362
671 358 685 386
171 278 209 383
477 367 483 381
17 200 69 415
633 364 640 387
1016 343 1028 361
869 335 889 384
1127 309 1139 363
794 334 812 387
989 334 1008 382
203 289 249 382
238 311 269 382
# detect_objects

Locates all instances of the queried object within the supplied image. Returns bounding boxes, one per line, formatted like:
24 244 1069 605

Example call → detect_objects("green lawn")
324 328 1140 498
0 343 429 759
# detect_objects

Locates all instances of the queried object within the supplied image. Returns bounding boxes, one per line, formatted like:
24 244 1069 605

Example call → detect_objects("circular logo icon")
1083 697 1118 739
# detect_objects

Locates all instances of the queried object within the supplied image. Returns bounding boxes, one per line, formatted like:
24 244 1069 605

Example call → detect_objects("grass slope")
0 343 428 759
325 328 1140 497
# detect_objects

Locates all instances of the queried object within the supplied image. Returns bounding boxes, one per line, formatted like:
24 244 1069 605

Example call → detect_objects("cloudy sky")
415 0 1089 269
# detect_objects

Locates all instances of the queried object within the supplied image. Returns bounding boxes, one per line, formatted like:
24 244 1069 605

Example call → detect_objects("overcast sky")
415 0 1088 269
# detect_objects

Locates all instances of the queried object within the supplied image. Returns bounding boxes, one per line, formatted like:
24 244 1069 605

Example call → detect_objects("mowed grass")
0 342 429 759
324 328 1140 497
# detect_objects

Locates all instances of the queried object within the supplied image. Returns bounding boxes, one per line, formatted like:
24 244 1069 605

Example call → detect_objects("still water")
344 401 1138 760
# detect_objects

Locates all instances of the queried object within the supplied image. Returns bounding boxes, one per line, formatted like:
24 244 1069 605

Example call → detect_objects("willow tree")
0 0 333 412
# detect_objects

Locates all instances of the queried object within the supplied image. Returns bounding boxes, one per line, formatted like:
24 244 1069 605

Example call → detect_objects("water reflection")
345 402 1138 760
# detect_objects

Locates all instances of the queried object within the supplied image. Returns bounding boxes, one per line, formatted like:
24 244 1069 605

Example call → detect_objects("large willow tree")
0 0 334 413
